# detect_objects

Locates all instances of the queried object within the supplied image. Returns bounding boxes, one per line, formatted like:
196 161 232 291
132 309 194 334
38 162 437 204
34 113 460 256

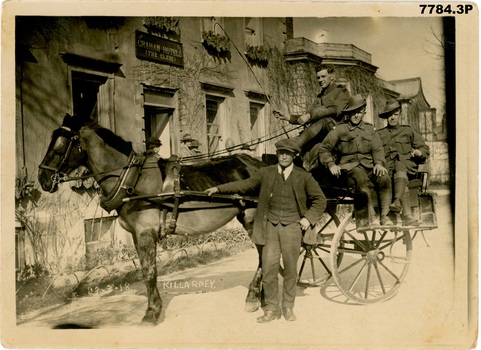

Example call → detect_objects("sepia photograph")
1 1 478 348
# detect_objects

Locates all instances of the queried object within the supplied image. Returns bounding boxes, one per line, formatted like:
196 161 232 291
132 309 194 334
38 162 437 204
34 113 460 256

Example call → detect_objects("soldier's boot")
389 174 408 213
401 190 420 226
369 205 380 227
379 188 394 226
363 189 382 227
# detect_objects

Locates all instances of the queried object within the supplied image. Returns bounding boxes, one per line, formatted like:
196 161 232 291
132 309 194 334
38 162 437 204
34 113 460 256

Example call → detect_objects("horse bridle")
38 125 83 188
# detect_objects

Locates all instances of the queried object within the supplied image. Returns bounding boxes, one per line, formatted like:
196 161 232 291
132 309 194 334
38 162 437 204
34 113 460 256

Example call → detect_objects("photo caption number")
419 4 474 14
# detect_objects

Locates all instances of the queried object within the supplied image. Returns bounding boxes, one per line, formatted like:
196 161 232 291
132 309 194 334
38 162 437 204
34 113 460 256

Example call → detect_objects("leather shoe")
282 307 297 321
257 310 280 323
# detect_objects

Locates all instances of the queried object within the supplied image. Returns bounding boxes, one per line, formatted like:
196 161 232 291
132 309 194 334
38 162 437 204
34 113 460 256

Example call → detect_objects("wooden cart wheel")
297 208 344 286
330 214 412 303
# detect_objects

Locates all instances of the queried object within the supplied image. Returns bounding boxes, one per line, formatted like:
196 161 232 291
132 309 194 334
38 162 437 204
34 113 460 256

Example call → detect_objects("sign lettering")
135 31 184 67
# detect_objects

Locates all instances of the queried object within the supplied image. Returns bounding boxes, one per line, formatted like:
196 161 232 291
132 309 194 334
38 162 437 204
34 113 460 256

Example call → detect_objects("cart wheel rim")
330 215 412 304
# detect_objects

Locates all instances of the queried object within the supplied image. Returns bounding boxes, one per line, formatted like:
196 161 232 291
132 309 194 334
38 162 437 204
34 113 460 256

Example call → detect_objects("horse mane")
91 125 133 156
58 114 133 156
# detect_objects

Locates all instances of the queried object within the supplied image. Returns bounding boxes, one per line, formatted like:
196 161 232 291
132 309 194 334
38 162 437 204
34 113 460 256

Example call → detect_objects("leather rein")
38 126 248 222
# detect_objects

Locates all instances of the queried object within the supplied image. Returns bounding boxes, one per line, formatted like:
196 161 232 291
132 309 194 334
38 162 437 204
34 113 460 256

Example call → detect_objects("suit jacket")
217 165 326 245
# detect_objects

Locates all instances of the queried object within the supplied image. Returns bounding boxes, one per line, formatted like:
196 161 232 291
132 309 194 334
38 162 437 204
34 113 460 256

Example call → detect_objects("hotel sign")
135 31 184 67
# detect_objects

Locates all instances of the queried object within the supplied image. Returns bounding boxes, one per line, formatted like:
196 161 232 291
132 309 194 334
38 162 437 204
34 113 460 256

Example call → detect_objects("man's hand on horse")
299 217 311 231
373 164 388 177
204 187 219 196
329 164 342 177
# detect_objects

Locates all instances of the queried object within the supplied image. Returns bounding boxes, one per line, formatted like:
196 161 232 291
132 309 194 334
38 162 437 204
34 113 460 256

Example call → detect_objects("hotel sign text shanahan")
135 31 184 67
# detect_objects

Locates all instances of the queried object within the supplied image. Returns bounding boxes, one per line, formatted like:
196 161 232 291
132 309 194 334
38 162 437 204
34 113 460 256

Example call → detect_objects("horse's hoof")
141 310 160 326
245 300 260 313
140 316 158 326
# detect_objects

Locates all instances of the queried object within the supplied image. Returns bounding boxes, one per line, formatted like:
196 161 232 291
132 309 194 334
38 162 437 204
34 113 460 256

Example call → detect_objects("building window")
249 102 266 156
144 106 174 158
206 97 223 156
84 216 116 255
244 17 263 47
61 53 120 129
201 82 233 157
142 85 178 157
71 71 108 124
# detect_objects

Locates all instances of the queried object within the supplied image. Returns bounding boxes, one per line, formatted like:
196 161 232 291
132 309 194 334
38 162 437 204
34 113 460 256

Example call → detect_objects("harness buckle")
123 186 135 195
51 173 61 184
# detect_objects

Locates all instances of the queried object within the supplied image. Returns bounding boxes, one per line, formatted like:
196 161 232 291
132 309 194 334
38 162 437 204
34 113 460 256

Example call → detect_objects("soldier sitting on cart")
274 65 350 170
376 99 430 226
317 95 393 227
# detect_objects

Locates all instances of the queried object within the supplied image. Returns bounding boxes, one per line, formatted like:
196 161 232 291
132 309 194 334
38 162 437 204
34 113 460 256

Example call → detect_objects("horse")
38 113 266 325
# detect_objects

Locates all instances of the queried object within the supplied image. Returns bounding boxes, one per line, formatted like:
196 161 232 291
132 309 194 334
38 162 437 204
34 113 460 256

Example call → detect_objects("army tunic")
318 121 386 171
317 120 390 198
307 83 350 123
377 124 430 175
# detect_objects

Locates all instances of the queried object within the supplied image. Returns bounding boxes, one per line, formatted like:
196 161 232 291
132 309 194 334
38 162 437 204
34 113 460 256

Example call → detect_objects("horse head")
38 114 89 192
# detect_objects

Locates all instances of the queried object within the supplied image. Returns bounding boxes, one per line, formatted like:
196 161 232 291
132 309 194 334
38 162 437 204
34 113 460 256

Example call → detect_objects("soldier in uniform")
274 65 350 168
377 99 430 225
204 139 326 323
317 95 393 226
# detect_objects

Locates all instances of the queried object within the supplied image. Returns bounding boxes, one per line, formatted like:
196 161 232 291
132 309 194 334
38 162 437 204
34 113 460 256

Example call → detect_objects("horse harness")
40 125 251 238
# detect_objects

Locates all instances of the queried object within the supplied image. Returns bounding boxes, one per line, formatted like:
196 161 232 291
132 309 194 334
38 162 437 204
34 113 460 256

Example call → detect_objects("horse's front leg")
237 209 265 312
135 227 162 325
245 244 265 312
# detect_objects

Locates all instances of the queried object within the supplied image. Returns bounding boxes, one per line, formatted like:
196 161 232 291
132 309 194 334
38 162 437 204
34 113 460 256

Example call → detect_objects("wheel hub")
366 249 385 263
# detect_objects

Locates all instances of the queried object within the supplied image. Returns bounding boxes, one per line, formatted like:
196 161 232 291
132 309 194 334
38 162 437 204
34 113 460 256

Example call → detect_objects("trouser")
386 158 417 215
262 221 302 311
348 165 392 217
294 117 337 156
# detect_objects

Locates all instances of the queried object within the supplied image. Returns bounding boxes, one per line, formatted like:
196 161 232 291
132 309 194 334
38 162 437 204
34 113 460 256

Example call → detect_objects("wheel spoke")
364 263 372 298
340 258 366 279
373 262 386 294
310 256 317 281
348 260 368 293
374 231 389 249
345 231 370 251
319 217 334 231
378 237 405 251
313 248 331 275
371 230 377 247
318 244 333 254
362 231 372 249
330 214 412 304
377 260 402 282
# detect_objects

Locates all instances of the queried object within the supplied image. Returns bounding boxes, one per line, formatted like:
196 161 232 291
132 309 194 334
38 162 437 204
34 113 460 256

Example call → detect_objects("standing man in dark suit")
205 139 326 323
